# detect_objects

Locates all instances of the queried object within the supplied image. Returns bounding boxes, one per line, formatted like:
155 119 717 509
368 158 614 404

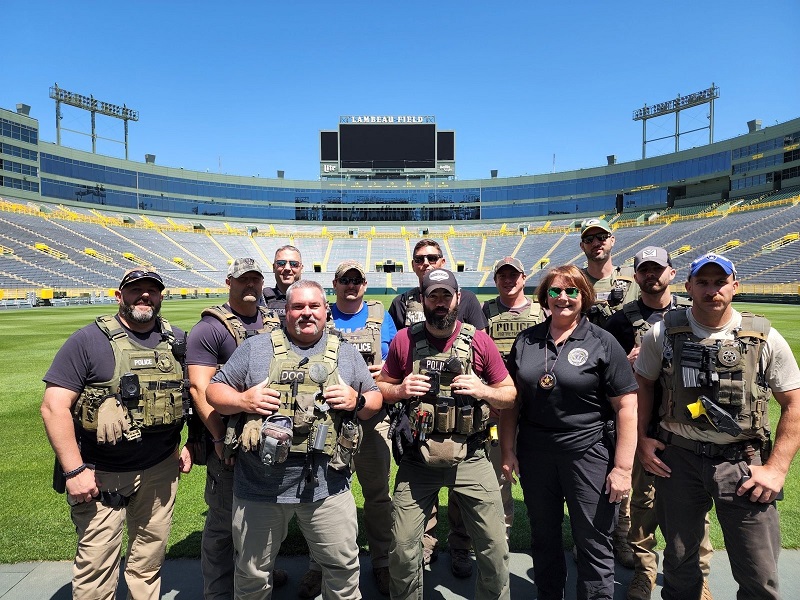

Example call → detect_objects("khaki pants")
232 490 361 600
70 452 180 600
390 452 510 600
488 439 514 536
308 407 394 573
201 452 235 599
629 455 713 581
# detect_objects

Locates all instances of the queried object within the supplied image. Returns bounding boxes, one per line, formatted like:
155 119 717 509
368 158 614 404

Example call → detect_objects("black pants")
518 440 618 600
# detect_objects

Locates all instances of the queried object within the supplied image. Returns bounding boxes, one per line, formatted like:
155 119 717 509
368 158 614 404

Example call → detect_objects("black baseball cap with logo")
421 268 459 297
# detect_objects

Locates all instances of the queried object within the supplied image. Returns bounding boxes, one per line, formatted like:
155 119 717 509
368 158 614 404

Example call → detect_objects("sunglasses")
337 276 364 286
413 254 442 264
547 286 580 299
275 260 301 269
581 232 612 244
119 270 163 289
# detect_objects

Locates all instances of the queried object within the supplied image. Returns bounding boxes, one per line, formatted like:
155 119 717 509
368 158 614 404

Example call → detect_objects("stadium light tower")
49 83 139 159
632 84 719 159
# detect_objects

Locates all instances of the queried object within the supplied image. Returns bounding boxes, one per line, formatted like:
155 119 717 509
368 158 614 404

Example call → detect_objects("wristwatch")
355 394 367 412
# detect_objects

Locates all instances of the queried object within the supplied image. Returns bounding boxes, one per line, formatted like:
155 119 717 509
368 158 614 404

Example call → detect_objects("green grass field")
0 297 798 562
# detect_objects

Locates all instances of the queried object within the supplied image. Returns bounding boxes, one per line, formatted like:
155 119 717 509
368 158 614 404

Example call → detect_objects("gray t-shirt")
212 330 377 503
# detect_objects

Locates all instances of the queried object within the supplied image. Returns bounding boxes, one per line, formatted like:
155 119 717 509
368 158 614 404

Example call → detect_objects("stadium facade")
2 103 799 225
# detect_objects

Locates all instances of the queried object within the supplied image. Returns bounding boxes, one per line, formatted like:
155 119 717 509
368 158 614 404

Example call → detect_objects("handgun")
685 395 742 436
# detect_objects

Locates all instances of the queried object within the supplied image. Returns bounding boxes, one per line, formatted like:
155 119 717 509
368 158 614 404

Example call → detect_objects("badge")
539 372 556 390
717 347 742 367
308 362 330 384
568 348 588 366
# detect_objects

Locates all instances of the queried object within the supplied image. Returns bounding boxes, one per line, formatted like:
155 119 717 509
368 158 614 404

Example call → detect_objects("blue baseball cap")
688 253 736 279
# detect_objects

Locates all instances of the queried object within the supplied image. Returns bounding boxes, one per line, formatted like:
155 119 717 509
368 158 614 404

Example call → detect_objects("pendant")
539 372 556 390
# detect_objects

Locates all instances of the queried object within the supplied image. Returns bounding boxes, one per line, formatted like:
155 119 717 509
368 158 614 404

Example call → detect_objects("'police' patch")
568 348 589 366
132 356 155 369
421 358 445 372
353 342 373 353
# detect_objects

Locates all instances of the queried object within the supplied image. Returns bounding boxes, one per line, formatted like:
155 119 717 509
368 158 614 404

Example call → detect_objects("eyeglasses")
413 254 442 264
275 260 301 269
547 287 580 299
119 270 163 289
337 276 364 286
581 232 612 244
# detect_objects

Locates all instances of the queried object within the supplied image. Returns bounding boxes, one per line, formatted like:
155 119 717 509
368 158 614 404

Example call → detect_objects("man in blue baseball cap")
634 251 800 599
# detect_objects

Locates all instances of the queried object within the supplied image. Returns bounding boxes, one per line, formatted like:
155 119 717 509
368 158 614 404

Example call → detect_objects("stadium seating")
1 193 799 297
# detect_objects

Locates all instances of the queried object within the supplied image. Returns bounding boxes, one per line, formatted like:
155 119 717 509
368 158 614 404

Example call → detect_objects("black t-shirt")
388 287 488 331
603 297 683 354
507 316 637 452
43 315 186 472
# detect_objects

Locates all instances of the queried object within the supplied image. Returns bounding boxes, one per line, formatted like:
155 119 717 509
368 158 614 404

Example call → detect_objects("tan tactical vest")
484 298 542 359
404 290 425 327
333 300 384 365
73 315 185 439
201 305 275 363
408 322 489 436
660 309 771 439
267 330 346 458
584 266 637 327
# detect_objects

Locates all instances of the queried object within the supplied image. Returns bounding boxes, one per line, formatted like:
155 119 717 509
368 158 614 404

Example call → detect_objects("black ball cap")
119 269 165 291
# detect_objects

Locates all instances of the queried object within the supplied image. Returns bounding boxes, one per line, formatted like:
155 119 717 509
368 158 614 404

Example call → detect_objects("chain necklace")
539 328 568 390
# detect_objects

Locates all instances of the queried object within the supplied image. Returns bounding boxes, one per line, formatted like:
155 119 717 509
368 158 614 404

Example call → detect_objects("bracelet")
63 463 94 479
211 436 225 444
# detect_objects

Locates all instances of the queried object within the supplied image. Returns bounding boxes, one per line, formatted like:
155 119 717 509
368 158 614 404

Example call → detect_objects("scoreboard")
320 116 455 178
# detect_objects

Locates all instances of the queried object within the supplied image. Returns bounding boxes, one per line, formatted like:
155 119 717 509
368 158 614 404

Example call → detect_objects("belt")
655 429 761 461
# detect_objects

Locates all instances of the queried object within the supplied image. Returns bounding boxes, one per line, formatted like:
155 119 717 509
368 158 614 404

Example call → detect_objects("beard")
121 302 159 324
424 305 458 331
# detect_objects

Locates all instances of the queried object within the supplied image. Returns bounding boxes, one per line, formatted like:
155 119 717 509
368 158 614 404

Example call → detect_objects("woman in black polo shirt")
500 264 638 600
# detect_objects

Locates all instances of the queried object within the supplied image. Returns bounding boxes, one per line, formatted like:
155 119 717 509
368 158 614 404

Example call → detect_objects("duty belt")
656 429 761 461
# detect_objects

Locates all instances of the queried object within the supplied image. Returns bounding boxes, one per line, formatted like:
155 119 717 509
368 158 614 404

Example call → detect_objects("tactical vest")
263 287 286 328
408 322 490 436
404 289 425 327
333 300 384 365
201 305 275 363
73 315 186 439
267 329 347 459
484 298 542 359
660 309 771 439
622 295 692 347
585 266 636 327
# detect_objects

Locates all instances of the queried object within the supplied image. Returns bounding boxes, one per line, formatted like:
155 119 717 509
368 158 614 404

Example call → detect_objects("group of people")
41 226 800 600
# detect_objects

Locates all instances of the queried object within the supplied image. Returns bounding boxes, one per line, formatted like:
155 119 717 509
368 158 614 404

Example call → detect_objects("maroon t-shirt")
43 315 185 472
383 321 509 385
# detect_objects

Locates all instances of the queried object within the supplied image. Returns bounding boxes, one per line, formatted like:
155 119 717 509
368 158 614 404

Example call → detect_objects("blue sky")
3 1 797 181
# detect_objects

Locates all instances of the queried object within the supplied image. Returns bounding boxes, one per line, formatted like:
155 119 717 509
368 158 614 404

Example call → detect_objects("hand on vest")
323 381 357 412
240 414 264 452
96 397 130 445
451 374 485 400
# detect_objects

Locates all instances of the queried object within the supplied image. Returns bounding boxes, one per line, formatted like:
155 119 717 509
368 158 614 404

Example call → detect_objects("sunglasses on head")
337 276 364 286
120 270 163 289
413 254 442 264
547 286 580 299
275 260 301 268
581 232 612 244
